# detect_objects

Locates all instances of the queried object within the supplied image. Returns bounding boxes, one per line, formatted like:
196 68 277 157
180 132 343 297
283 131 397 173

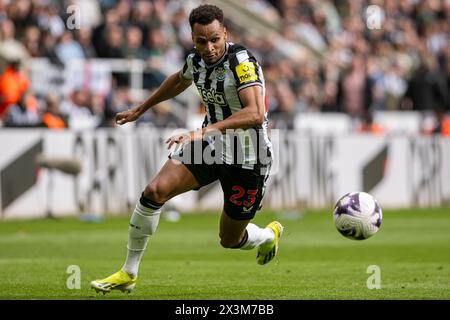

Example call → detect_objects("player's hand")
165 129 204 150
115 108 141 125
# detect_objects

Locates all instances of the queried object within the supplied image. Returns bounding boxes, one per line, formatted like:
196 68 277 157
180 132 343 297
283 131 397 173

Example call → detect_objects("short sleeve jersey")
181 42 272 170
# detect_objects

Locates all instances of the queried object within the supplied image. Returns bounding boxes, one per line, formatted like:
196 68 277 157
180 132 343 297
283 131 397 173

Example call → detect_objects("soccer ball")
333 192 382 240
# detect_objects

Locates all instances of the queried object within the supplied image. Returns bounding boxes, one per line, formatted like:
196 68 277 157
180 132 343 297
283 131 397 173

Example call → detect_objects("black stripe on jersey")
228 44 247 56
216 61 232 119
207 106 217 123
203 67 217 123
251 125 260 165
192 54 202 83
202 115 209 128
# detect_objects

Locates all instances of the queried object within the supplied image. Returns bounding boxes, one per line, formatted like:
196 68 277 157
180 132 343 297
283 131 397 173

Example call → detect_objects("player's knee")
143 181 172 204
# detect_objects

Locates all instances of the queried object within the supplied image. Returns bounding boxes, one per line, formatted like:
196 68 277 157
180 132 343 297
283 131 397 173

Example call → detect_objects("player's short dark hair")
189 4 224 29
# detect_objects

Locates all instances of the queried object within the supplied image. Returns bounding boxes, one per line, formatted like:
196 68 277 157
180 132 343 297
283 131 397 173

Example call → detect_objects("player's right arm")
115 71 192 125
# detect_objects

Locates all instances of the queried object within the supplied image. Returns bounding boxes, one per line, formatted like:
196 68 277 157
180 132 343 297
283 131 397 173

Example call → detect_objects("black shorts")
185 162 270 220
170 143 271 220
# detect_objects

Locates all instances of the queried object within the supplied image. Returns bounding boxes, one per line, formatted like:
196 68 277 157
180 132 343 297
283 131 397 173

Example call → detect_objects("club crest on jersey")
236 61 258 84
197 87 227 106
215 67 226 81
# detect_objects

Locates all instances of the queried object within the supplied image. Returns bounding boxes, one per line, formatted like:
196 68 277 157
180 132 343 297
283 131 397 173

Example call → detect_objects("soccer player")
91 4 283 294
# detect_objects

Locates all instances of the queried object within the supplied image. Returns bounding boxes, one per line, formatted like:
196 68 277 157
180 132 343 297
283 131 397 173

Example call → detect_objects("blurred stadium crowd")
0 0 449 135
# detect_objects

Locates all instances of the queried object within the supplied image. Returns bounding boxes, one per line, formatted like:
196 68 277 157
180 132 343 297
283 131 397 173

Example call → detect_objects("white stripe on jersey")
235 50 250 63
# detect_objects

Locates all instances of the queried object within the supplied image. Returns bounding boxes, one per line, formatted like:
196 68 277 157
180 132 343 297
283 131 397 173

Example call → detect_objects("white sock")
240 223 274 250
122 201 161 278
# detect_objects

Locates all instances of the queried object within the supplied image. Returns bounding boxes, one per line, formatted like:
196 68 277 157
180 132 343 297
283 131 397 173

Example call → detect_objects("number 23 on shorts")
229 186 258 207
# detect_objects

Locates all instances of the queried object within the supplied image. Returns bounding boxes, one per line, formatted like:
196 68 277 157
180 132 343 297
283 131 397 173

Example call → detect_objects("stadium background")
0 0 449 301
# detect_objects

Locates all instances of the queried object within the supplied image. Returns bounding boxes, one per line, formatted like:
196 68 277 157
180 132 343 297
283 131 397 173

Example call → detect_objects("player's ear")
223 27 227 40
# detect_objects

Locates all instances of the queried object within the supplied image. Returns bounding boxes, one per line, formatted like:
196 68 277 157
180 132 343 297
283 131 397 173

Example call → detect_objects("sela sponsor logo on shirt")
197 86 227 106
236 61 258 84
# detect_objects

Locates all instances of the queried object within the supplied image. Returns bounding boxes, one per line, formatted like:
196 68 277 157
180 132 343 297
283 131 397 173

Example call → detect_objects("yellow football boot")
256 221 284 265
90 270 137 294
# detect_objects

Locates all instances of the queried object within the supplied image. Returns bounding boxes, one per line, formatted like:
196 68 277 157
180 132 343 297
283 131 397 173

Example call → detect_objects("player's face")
192 20 227 65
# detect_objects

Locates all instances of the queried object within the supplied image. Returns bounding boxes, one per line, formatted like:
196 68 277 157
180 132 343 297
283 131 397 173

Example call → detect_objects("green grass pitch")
0 208 449 299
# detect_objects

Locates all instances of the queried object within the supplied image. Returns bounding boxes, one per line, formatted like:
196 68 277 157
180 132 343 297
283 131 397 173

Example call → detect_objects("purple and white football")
333 192 382 240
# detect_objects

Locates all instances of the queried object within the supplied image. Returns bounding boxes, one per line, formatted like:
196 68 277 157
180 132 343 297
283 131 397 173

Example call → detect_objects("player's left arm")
166 85 264 149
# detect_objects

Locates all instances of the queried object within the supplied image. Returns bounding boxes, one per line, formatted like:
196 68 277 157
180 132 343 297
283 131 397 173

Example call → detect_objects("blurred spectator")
60 89 99 129
75 27 97 59
402 54 448 111
443 47 450 104
357 110 384 135
123 25 147 60
37 4 65 39
130 0 153 39
0 19 18 42
0 0 449 132
106 84 133 118
0 60 29 119
267 61 299 129
143 27 169 89
97 97 117 128
442 117 450 137
0 18 23 46
381 61 408 110
39 29 63 65
4 92 40 127
137 102 185 128
55 30 85 63
96 24 124 58
22 25 41 57
90 93 118 128
434 108 450 137
421 106 450 137
6 0 37 38
92 7 120 57
336 54 374 118
243 0 280 25
0 18 29 68
290 11 327 52
170 6 192 56
114 0 132 25
145 26 166 59
0 0 7 21
40 92 67 130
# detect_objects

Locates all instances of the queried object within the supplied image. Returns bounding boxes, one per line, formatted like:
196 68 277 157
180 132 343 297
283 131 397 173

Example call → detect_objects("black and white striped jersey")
181 42 272 170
